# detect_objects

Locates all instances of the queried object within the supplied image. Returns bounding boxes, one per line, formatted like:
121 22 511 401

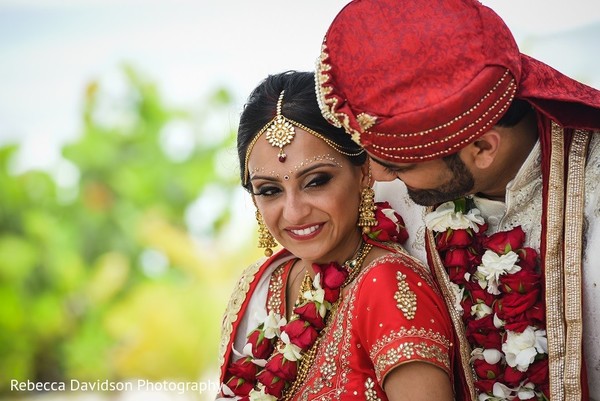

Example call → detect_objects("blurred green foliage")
0 66 259 395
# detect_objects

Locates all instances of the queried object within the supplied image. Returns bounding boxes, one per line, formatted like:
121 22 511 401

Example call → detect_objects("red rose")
525 303 546 326
467 284 495 306
465 315 502 349
469 330 503 349
228 357 258 381
473 223 489 241
474 378 495 394
447 264 471 285
516 247 539 271
294 302 325 330
282 319 318 349
312 262 348 290
444 248 471 268
503 316 530 333
468 250 483 268
497 288 540 320
369 202 409 244
323 286 341 303
528 359 549 385
466 314 496 332
257 369 286 397
246 329 274 360
504 366 527 386
500 268 541 294
265 353 298 381
473 359 501 379
502 302 545 332
482 226 526 254
225 376 254 396
461 297 474 322
436 229 473 251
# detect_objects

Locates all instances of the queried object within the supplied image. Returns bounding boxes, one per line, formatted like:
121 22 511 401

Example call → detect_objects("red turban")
316 0 600 162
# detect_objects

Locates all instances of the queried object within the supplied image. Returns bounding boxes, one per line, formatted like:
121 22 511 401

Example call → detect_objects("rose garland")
218 202 408 401
425 197 549 401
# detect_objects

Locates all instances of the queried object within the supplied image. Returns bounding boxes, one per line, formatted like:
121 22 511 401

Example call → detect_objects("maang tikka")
265 91 295 163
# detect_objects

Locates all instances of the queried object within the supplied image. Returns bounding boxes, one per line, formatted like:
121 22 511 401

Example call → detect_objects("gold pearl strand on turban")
243 90 365 186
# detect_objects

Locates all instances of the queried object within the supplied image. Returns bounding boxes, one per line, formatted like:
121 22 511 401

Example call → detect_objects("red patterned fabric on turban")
316 0 600 162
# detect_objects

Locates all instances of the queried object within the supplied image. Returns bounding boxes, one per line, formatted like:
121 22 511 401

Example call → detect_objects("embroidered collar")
505 140 541 195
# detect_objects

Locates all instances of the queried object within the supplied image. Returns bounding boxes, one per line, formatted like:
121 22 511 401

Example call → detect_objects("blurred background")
0 0 598 400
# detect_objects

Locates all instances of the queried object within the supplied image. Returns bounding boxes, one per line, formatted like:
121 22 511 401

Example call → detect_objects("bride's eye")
306 173 332 188
252 185 281 197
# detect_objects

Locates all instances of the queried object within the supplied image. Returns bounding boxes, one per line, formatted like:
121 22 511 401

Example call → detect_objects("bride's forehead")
248 129 341 169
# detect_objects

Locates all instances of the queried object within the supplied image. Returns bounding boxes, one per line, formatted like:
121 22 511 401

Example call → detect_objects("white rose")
517 382 536 400
502 327 548 372
425 201 484 232
477 393 492 401
471 302 493 319
249 387 277 401
279 332 303 361
261 311 286 339
492 382 515 399
477 250 521 292
470 347 503 365
493 313 505 329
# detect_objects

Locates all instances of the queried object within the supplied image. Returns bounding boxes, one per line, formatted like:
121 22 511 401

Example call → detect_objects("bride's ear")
360 159 372 187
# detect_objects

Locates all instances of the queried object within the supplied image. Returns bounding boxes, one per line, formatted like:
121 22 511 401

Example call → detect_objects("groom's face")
370 152 475 206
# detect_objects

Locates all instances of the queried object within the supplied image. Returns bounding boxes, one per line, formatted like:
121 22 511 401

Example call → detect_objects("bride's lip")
285 223 324 240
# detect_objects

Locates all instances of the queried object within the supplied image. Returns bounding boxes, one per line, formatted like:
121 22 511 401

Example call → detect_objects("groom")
315 0 600 399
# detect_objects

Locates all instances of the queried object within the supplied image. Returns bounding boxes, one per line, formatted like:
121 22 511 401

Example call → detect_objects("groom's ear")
464 129 502 170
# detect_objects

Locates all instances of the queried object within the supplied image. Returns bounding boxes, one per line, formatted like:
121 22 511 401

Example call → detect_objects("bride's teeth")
292 225 318 236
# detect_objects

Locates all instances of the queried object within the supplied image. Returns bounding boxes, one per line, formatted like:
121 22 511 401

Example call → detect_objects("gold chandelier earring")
255 209 277 257
357 165 377 233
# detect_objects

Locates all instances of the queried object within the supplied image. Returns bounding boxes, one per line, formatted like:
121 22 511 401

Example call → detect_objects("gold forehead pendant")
265 91 295 162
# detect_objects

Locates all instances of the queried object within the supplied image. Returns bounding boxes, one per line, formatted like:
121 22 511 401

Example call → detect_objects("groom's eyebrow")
370 156 416 172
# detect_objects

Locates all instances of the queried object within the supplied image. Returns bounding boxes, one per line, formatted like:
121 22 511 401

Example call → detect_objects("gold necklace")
342 241 373 286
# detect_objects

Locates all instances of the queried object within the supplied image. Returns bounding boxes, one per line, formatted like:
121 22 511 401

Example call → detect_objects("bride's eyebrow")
250 154 343 182
249 162 338 183
295 162 338 177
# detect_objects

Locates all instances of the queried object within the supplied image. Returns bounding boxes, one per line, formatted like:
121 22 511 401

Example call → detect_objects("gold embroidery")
357 113 377 131
394 271 417 320
369 326 451 358
545 123 566 401
374 252 437 289
563 129 590 400
364 377 381 401
315 43 361 145
267 262 286 314
218 260 262 369
315 43 340 128
374 342 450 381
